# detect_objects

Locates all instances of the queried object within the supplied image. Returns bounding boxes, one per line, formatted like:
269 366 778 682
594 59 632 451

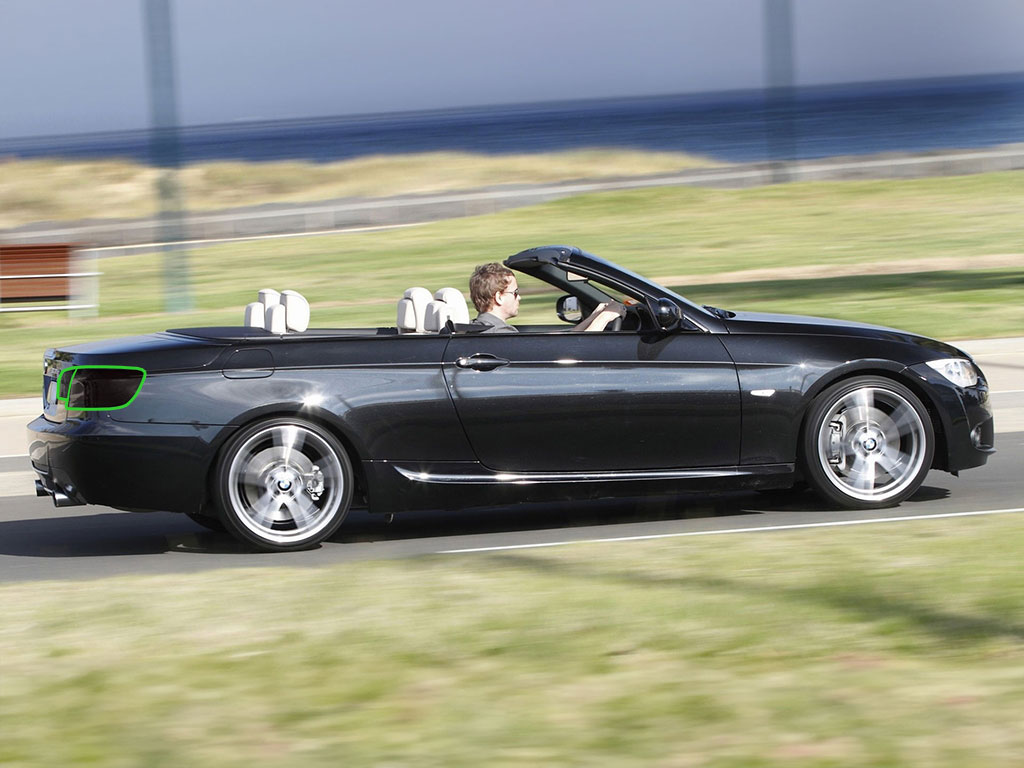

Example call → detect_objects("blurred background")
1 0 1023 394
4 5 1024 765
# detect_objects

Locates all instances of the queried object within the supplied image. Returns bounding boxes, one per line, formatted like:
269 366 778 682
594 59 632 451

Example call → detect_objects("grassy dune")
0 149 717 229
2 512 1022 766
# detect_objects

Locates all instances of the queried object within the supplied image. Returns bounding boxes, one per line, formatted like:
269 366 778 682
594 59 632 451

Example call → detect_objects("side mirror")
556 295 582 324
654 298 683 331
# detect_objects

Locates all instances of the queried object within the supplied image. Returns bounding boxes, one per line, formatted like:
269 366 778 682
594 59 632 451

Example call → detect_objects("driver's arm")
574 300 626 332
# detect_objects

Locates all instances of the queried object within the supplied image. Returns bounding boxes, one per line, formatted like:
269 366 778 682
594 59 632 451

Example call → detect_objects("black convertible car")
28 246 994 551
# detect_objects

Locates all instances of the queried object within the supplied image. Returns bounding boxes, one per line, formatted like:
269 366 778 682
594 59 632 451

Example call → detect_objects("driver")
469 262 625 333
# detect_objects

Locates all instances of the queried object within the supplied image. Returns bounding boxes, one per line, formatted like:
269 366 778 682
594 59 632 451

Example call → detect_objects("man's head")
470 262 520 320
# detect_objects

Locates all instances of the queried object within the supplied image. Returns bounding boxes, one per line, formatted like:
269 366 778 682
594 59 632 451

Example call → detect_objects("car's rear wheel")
214 417 353 551
802 376 934 509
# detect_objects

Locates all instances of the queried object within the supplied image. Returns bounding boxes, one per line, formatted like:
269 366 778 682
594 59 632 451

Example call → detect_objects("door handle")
455 353 510 371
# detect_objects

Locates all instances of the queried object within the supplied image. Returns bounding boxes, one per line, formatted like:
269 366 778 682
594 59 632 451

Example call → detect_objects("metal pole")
142 0 192 312
763 0 797 183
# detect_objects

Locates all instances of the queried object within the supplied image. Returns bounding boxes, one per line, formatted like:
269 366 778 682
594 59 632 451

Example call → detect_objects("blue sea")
2 74 1023 166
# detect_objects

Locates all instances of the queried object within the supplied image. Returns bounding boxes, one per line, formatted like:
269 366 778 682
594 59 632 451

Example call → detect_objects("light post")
764 0 797 183
142 0 192 312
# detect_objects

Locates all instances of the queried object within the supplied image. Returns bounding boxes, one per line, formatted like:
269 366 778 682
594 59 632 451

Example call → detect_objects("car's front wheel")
214 417 353 551
802 376 934 509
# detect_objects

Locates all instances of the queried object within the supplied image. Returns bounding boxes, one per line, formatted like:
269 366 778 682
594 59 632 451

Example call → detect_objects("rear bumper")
27 414 232 514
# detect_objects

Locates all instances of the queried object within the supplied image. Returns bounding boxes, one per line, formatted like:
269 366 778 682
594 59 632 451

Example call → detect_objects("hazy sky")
2 0 1023 138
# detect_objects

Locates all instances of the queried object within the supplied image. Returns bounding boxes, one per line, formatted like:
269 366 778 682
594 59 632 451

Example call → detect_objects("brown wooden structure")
0 244 99 312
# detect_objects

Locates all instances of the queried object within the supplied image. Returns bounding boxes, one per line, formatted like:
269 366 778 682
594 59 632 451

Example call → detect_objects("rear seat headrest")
433 287 470 325
266 303 287 334
244 288 309 333
244 302 266 329
258 288 280 308
424 301 451 332
281 290 310 333
397 286 432 333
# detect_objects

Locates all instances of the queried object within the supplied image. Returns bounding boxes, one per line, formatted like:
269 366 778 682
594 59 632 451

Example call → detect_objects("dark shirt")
473 312 518 334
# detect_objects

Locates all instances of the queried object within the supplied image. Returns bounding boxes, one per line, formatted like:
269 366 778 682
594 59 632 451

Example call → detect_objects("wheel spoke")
241 466 265 487
846 390 874 428
876 444 904 478
249 490 280 528
282 493 318 529
847 454 877 491
274 425 306 465
889 406 920 437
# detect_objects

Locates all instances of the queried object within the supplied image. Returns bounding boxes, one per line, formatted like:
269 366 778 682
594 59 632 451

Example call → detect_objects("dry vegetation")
0 149 718 229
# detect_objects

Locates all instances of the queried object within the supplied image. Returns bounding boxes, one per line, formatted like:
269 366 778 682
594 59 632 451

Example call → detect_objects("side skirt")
363 460 795 514
392 464 792 485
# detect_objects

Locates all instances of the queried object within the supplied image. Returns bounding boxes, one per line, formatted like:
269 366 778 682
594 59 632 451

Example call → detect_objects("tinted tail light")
58 366 147 411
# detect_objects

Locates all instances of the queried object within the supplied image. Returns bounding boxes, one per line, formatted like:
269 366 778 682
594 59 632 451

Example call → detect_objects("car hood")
722 310 967 358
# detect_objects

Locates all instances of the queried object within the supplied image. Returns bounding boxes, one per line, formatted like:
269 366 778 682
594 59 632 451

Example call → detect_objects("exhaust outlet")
34 475 86 507
52 489 82 508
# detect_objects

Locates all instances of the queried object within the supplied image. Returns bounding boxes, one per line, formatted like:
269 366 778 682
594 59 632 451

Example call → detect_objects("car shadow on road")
0 490 784 558
328 490 799 545
0 484 950 558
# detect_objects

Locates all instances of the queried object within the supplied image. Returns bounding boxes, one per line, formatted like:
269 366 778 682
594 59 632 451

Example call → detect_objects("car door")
441 329 741 473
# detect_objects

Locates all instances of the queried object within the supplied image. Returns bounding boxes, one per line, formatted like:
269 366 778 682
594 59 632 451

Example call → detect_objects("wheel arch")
201 403 371 513
795 363 949 474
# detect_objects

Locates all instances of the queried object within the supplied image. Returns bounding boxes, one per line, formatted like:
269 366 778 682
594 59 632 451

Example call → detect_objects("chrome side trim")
394 465 750 485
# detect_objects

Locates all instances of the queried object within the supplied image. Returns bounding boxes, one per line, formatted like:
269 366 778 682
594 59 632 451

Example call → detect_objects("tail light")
58 366 147 411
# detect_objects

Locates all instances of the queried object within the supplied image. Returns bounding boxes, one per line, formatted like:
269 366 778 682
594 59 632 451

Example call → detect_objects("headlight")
925 358 978 388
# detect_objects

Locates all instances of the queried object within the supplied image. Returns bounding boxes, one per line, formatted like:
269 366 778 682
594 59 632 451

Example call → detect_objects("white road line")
0 454 29 460
438 507 1024 554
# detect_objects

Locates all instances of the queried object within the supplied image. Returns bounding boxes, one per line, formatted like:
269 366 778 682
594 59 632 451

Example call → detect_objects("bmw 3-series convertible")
28 246 994 551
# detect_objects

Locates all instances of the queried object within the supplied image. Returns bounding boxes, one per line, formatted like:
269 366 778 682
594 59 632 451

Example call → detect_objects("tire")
213 417 354 551
801 376 934 509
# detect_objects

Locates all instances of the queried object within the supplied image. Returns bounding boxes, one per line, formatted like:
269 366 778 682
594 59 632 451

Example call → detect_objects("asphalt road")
0 431 1020 584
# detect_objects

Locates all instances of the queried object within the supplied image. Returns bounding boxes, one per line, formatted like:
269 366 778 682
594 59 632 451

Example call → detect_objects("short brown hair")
469 262 514 313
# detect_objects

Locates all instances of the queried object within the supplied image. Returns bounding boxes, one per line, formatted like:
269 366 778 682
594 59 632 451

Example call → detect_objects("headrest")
397 286 432 333
245 288 309 333
424 300 452 332
244 302 266 328
433 287 470 325
281 290 310 333
266 303 287 334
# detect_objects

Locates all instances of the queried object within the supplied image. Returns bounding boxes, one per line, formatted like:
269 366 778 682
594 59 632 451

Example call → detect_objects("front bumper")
28 413 233 514
907 362 995 472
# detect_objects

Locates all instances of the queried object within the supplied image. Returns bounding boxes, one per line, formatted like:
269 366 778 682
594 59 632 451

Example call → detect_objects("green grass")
2 172 1023 397
2 513 1022 766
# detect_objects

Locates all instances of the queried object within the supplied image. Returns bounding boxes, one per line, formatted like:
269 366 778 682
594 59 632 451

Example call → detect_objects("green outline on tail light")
57 365 148 411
